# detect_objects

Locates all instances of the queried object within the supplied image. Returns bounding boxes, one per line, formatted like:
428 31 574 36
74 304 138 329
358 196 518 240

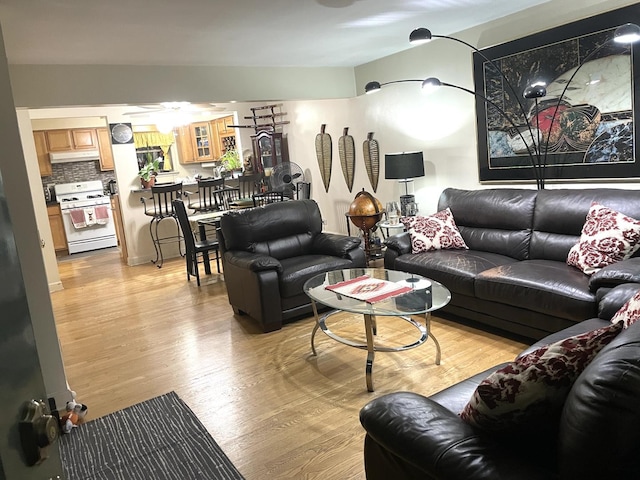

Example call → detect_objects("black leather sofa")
359 283 640 480
218 199 366 332
384 188 640 340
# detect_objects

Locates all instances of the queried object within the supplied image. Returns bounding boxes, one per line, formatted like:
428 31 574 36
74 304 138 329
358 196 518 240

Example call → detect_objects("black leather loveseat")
218 199 366 332
384 188 640 340
359 283 640 480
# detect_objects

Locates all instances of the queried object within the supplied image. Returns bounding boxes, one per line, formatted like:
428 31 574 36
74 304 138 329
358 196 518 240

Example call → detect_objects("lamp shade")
385 152 425 179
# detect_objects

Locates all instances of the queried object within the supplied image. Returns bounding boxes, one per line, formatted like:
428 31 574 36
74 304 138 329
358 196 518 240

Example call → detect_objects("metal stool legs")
149 214 184 268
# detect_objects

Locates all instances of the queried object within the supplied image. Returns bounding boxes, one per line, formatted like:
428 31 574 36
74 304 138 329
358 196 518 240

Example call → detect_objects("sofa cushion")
438 188 536 260
460 321 623 433
400 208 468 253
474 259 597 322
278 255 353 298
567 203 640 275
395 249 518 297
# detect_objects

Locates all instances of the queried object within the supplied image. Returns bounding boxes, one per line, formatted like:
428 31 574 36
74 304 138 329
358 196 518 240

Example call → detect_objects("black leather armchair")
218 199 366 332
359 283 640 480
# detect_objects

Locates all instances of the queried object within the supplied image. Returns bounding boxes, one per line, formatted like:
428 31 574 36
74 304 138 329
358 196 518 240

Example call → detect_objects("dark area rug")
59 391 244 480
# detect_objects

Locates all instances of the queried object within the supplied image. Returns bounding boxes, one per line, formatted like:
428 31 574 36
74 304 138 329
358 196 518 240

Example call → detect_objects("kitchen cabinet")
175 126 195 163
251 131 289 172
215 115 234 135
34 131 52 177
47 204 68 254
177 118 238 164
213 115 237 155
45 128 97 152
191 122 215 161
96 127 115 171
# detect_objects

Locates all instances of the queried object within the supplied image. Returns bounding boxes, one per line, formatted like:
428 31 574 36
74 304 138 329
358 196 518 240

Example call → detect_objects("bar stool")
185 177 224 212
140 182 184 268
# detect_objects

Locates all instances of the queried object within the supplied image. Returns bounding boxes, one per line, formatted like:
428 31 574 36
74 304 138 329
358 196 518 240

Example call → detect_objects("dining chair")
215 187 241 210
252 191 285 207
185 177 224 212
140 182 184 268
172 199 220 286
238 174 263 199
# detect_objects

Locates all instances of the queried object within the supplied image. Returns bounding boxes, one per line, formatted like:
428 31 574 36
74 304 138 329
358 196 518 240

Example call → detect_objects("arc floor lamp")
366 22 640 189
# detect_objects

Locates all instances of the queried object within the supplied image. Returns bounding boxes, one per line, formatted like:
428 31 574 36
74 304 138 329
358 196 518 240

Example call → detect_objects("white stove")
54 181 118 254
55 180 110 209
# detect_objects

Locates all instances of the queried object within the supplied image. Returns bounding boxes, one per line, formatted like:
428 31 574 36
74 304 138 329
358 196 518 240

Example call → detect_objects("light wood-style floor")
51 248 527 479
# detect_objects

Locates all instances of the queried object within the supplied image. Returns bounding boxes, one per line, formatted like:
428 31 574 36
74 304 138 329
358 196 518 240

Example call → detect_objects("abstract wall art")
474 4 640 183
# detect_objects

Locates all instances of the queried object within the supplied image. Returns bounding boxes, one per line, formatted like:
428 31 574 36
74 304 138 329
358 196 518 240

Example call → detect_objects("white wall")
352 0 640 216
15 0 640 266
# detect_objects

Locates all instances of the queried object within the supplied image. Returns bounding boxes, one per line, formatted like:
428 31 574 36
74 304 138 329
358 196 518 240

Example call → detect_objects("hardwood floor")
51 248 527 479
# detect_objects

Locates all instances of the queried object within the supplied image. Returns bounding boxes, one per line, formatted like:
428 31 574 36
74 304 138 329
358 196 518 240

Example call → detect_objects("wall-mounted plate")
109 123 134 144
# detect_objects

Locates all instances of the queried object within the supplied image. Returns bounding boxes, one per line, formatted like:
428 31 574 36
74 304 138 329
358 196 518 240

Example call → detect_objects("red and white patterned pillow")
400 208 468 254
611 288 640 328
567 203 640 275
460 321 623 432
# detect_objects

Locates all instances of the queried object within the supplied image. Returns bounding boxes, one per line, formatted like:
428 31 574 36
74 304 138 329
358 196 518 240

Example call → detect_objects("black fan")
270 162 306 198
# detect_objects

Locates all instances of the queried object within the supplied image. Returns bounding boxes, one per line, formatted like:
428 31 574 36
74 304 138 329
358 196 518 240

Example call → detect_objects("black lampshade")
385 152 425 180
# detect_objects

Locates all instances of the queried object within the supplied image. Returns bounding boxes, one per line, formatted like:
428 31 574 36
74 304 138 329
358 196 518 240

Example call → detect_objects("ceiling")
0 0 548 68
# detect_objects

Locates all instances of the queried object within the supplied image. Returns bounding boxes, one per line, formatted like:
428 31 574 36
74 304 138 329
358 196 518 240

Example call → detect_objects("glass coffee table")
303 268 451 392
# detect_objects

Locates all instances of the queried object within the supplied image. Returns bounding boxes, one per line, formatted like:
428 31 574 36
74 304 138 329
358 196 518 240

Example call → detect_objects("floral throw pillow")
610 288 640 328
400 208 468 254
460 321 623 433
567 203 640 275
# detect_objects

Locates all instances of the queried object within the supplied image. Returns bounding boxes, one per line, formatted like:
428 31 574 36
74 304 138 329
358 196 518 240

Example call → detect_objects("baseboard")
48 281 64 292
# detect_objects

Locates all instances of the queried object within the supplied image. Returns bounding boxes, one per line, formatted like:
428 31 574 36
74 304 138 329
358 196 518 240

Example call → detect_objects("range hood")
49 150 100 163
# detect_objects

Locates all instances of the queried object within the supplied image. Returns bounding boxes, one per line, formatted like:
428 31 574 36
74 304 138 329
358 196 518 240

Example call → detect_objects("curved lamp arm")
410 28 540 159
365 77 543 189
423 77 542 189
365 79 423 94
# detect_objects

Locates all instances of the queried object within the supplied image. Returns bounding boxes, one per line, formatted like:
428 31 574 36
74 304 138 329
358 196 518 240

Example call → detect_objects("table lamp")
385 152 425 216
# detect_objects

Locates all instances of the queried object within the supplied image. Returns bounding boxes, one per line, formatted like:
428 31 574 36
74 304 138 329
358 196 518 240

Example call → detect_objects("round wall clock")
110 123 134 144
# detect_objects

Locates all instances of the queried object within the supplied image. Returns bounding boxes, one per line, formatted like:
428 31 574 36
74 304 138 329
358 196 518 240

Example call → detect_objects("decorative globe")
348 189 384 231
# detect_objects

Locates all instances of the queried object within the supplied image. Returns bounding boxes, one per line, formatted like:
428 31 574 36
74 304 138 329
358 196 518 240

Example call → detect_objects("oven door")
60 204 118 254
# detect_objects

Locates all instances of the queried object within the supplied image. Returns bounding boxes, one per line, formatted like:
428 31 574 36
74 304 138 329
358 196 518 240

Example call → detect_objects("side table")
377 220 405 239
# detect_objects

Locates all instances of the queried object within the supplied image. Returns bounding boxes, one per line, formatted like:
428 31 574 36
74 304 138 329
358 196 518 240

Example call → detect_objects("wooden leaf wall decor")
315 124 332 192
363 132 379 192
338 127 355 192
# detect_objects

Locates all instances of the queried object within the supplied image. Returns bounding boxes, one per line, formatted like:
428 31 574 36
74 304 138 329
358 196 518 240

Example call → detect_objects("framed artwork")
474 4 640 184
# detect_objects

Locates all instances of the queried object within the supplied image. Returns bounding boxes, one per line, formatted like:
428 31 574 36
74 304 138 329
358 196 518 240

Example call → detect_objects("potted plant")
220 149 242 173
138 158 161 188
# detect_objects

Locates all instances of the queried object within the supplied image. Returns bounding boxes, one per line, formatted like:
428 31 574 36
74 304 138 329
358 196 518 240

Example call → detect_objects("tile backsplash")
41 160 116 194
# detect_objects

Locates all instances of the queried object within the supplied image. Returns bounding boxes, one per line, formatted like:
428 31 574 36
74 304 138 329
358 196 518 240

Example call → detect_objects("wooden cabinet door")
47 204 68 253
33 131 52 177
191 122 215 161
45 128 98 151
96 128 115 171
46 129 73 151
176 126 196 163
215 115 234 135
71 129 97 149
209 120 222 159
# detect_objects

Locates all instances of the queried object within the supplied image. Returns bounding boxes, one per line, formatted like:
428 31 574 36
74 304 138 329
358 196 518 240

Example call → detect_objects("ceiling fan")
123 102 228 132
123 101 226 117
